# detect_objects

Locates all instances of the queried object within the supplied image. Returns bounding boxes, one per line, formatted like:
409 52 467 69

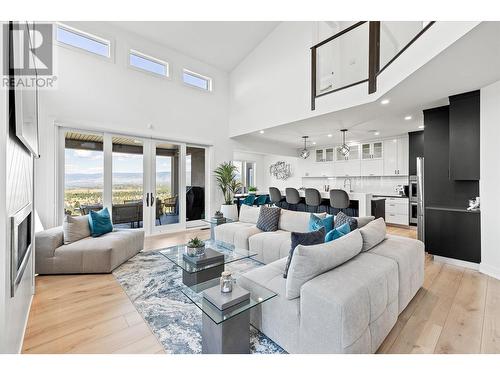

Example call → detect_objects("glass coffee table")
181 277 276 354
202 217 235 240
159 239 257 286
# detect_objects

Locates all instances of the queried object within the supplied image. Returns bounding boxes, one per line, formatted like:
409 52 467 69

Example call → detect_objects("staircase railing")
311 21 435 110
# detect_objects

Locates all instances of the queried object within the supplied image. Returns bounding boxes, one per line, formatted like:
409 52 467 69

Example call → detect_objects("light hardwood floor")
22 225 500 354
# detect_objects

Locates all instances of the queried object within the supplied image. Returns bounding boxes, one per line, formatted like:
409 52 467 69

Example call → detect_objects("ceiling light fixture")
374 131 380 136
404 115 412 120
312 141 317 145
259 130 265 134
340 129 350 156
299 136 310 159
327 134 333 138
418 125 425 129
381 99 390 105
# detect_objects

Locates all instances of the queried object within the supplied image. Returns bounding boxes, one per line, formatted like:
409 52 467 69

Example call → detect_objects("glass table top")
159 239 257 274
181 278 277 325
201 217 235 225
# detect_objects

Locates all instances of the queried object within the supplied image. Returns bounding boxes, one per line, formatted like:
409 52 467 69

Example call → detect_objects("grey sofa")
35 227 144 274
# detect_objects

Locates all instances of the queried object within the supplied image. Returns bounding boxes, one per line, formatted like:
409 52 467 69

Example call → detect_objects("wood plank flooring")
23 224 499 354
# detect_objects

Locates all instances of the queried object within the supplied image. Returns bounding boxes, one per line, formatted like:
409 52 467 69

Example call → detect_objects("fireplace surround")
10 202 33 297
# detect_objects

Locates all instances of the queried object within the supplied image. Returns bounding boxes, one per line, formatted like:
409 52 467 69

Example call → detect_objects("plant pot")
186 245 205 257
220 204 238 221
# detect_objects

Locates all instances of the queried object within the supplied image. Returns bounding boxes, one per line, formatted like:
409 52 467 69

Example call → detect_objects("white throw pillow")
359 217 386 252
285 229 363 299
63 214 91 244
238 205 260 224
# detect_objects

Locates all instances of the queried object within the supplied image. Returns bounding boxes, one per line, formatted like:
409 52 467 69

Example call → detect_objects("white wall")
480 79 500 280
229 21 480 138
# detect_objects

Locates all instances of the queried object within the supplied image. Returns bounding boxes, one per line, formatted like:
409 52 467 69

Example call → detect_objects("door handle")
146 193 150 207
151 194 155 206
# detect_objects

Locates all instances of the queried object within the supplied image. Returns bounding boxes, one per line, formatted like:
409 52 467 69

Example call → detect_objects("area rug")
113 251 286 354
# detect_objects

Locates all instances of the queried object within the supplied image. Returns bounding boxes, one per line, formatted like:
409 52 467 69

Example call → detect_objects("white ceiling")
109 21 279 71
237 21 500 150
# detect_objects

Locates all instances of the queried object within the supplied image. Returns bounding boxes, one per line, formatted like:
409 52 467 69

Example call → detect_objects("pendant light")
340 129 350 156
299 136 310 159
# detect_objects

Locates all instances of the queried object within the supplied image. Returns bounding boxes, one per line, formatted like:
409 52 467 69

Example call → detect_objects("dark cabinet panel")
425 208 481 263
449 90 480 180
408 130 424 176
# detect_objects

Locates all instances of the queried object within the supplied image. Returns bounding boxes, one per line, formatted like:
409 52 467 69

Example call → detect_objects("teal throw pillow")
308 213 334 234
88 207 113 237
325 222 351 242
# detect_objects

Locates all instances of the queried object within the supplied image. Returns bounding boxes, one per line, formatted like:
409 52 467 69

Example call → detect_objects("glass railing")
311 21 435 110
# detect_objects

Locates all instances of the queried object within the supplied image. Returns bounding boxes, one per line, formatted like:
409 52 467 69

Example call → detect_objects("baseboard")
479 263 500 281
433 255 479 270
18 293 33 354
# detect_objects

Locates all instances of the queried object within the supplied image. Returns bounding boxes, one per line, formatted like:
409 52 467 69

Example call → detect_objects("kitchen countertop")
372 194 409 199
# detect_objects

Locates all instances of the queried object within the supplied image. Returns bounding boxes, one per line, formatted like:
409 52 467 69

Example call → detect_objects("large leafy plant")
214 162 242 205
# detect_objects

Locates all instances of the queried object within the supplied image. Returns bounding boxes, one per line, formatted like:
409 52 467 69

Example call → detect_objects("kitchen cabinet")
383 137 408 176
315 147 335 162
361 159 383 176
333 159 360 177
385 197 409 225
361 141 383 160
335 144 360 161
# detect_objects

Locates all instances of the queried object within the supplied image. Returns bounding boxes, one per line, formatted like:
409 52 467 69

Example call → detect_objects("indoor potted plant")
248 186 257 193
214 162 241 220
186 237 205 257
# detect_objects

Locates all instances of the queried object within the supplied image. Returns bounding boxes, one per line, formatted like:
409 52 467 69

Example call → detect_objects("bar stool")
269 187 286 208
305 188 322 213
329 189 350 215
285 188 301 211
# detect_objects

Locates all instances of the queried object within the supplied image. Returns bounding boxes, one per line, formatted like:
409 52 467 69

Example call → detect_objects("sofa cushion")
214 222 262 250
334 211 358 231
359 217 386 252
278 209 312 233
308 213 334 233
286 229 363 299
239 204 260 224
63 214 91 244
256 206 281 232
88 208 113 237
248 230 291 264
283 227 325 278
356 216 375 228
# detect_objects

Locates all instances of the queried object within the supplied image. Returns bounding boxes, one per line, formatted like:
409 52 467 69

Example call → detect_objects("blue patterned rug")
113 251 286 354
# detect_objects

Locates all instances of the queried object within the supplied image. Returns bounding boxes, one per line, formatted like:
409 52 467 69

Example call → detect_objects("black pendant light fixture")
340 129 350 156
299 136 310 159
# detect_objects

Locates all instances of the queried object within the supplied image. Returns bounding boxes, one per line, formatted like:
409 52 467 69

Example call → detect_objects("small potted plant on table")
186 237 205 257
248 186 257 194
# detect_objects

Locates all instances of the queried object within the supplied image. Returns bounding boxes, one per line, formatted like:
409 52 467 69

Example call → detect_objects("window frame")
182 68 213 92
55 23 113 61
128 49 170 79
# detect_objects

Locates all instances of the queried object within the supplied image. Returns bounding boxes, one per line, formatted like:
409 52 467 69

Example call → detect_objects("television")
9 21 40 157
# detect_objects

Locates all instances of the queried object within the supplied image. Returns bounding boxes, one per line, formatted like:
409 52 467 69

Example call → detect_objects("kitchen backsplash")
301 176 409 195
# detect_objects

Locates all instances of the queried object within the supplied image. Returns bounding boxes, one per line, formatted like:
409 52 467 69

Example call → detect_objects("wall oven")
409 175 418 202
410 201 418 224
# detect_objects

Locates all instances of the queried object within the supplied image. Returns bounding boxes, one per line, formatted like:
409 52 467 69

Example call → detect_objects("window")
232 160 256 193
182 69 212 91
129 50 168 77
56 24 111 58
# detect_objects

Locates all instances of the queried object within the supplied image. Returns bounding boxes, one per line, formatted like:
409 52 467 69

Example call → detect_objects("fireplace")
10 203 33 297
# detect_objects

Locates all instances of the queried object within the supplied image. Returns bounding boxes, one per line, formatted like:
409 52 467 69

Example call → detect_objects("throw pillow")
283 227 325 278
359 217 386 251
286 230 363 299
308 213 334 234
325 222 351 242
334 211 358 231
256 206 281 232
63 214 91 244
88 207 113 237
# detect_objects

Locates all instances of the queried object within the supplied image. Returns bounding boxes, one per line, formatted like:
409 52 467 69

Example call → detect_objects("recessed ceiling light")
259 130 265 134
380 99 390 105
327 134 333 138
374 131 380 136
312 141 317 145
404 115 412 120
418 125 425 129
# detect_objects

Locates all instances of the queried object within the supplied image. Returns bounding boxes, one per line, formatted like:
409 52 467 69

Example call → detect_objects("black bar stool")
329 189 350 215
305 188 322 213
285 188 301 211
269 187 286 209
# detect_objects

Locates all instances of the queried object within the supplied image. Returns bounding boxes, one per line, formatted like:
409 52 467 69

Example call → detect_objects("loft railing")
311 21 435 110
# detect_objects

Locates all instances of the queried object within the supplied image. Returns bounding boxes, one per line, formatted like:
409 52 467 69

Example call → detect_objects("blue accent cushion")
242 194 256 206
88 207 113 237
283 227 325 278
325 223 351 242
308 213 334 234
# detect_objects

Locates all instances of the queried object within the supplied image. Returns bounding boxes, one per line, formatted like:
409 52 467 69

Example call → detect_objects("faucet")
343 177 352 193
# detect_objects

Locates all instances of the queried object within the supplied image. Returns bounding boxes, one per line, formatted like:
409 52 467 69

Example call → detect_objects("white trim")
433 255 479 271
103 133 113 214
128 48 170 79
18 293 33 353
182 68 213 92
479 263 500 281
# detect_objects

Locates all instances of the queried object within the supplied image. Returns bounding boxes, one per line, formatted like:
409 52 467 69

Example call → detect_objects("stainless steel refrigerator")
416 157 425 242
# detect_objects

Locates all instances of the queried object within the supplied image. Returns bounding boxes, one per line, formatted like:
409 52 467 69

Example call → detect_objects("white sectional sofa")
214 205 425 353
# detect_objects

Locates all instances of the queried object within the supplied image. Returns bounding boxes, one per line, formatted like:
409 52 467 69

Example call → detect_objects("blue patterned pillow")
325 223 351 242
308 213 334 234
88 207 113 237
283 227 325 278
334 211 358 231
256 206 281 232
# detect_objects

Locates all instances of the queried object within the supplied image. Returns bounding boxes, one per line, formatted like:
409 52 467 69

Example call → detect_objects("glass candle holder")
220 271 233 293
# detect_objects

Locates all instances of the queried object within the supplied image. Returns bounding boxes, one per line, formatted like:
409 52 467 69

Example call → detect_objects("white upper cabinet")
335 144 360 161
383 137 409 176
315 147 335 162
361 141 383 160
361 159 383 176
